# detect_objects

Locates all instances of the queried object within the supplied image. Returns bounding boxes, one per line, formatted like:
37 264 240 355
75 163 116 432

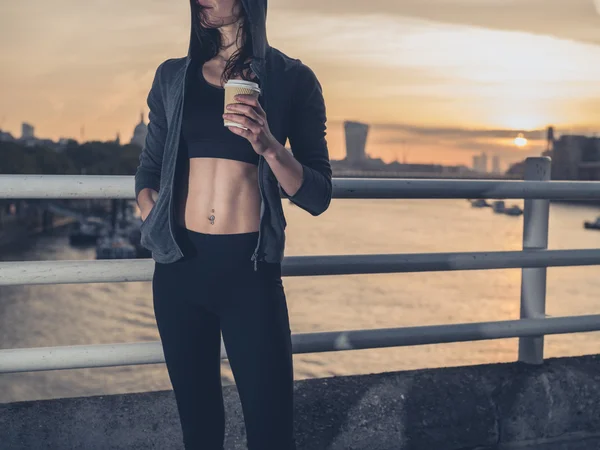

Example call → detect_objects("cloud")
2 0 600 146
268 8 600 129
271 0 600 46
269 9 600 85
370 123 548 140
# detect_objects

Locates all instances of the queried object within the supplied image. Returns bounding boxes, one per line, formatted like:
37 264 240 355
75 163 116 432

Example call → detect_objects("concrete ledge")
1 355 600 449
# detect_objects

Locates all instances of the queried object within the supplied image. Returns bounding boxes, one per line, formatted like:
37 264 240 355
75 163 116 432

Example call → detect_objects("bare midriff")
174 157 261 234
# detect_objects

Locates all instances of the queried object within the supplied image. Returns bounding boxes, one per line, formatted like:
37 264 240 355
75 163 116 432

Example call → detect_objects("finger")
236 94 266 117
234 94 259 106
225 103 264 125
251 98 266 117
234 94 264 116
223 114 261 134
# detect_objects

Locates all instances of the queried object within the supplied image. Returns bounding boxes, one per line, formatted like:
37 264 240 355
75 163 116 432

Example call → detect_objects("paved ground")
475 436 600 450
528 438 600 450
2 355 600 449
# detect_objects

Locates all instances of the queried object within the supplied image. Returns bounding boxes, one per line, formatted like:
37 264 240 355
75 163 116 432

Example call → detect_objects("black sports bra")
180 67 261 166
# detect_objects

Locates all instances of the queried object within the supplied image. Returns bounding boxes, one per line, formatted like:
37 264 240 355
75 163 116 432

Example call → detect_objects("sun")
514 133 528 148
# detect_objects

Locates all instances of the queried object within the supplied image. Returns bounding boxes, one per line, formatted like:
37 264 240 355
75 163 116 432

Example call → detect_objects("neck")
217 19 244 61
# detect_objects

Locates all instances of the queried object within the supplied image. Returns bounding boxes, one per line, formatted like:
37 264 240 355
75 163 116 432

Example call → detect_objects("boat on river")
584 217 600 230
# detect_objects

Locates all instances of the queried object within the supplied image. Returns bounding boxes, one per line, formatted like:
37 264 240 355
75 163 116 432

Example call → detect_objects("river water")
1 199 600 403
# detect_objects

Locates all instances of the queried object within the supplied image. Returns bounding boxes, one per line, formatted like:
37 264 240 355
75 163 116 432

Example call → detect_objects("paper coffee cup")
224 80 261 129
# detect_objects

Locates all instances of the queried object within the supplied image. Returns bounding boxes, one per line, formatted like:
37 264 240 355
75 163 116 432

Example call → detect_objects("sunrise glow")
514 134 528 148
2 0 600 166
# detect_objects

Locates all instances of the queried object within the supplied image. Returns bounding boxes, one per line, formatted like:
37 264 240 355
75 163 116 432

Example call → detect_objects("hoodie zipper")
250 60 265 271
251 156 265 271
168 60 191 259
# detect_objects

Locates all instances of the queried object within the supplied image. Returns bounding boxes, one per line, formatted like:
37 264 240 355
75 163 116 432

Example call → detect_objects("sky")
2 0 600 168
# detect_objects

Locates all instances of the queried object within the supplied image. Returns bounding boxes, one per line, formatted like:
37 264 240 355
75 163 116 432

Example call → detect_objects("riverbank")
0 212 75 250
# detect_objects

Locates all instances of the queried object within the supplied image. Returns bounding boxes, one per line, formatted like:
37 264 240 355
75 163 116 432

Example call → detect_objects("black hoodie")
134 0 333 267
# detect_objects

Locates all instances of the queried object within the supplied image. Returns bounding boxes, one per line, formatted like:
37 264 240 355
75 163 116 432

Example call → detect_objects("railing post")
518 156 551 364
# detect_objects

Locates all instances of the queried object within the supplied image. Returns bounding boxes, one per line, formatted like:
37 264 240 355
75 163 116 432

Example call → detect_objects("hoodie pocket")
140 203 158 231
140 195 167 251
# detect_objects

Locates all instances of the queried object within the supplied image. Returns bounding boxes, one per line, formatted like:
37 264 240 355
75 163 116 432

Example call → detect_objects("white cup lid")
224 79 260 92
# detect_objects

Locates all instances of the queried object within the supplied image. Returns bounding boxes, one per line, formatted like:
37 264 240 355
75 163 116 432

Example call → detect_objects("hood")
188 0 269 64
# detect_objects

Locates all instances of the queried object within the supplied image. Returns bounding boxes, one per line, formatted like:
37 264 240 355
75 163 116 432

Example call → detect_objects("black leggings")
152 223 296 450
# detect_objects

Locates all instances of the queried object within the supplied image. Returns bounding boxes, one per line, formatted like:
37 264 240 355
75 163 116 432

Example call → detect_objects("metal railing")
1 157 600 374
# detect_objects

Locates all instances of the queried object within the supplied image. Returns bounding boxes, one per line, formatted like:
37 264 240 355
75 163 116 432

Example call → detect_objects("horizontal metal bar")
332 170 522 180
291 314 600 354
333 178 600 200
2 175 600 199
0 175 134 199
1 315 599 373
0 259 153 286
2 249 600 286
0 342 165 374
283 249 600 277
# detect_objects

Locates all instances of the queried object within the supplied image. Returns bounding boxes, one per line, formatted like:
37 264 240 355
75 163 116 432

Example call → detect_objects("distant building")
57 138 73 151
552 134 600 180
0 129 15 142
510 126 600 181
542 125 555 158
21 122 35 140
1 123 75 150
344 121 369 167
472 152 488 173
506 160 527 178
480 153 488 172
491 155 501 174
130 112 148 148
546 126 555 152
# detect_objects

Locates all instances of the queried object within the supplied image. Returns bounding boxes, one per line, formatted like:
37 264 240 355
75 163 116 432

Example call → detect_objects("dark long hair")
192 2 255 86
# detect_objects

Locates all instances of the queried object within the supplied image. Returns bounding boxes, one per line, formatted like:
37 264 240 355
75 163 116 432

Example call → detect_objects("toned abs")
175 60 261 234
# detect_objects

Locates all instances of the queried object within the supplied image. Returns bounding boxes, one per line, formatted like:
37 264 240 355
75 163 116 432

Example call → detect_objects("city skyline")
0 115 547 172
2 0 600 166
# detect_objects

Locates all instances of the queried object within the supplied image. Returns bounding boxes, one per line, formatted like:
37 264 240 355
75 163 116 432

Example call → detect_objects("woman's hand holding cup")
222 80 279 156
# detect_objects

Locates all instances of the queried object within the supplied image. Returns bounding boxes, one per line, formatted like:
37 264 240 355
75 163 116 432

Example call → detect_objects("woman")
134 0 332 449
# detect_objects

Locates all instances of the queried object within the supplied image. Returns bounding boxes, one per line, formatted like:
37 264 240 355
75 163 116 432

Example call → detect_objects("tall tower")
472 152 489 173
546 126 555 153
344 121 369 167
480 152 488 173
472 154 481 171
21 122 35 140
492 155 501 174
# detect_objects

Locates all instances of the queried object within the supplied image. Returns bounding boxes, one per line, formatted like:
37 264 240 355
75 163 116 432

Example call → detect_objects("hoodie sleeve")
281 63 333 216
134 61 168 202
